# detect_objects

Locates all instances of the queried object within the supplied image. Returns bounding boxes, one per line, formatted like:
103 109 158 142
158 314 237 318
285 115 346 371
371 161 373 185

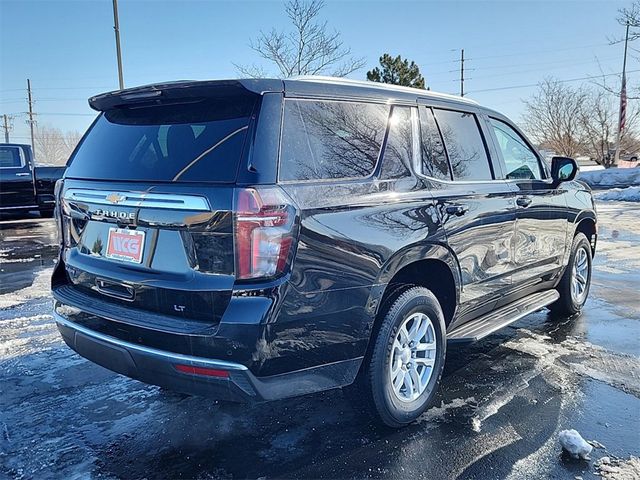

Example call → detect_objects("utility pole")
112 0 125 90
27 79 36 153
2 114 12 143
614 22 630 166
460 49 465 97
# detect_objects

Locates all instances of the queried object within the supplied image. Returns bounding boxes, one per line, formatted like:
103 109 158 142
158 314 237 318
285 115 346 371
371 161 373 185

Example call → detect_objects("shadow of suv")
52 77 597 427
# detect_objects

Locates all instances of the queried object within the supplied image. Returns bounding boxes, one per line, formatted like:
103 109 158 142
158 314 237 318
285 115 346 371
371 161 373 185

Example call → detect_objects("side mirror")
551 156 578 186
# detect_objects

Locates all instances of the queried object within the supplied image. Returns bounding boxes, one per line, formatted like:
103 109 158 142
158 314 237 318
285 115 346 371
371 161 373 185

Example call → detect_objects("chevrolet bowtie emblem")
106 193 127 204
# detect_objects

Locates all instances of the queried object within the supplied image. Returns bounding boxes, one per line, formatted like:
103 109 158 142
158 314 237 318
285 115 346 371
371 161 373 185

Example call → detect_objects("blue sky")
1 0 637 144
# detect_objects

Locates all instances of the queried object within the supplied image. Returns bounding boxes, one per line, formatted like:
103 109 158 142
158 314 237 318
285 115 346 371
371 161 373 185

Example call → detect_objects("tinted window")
66 95 256 183
0 147 22 168
434 109 492 181
280 100 389 181
490 118 542 180
379 106 413 180
419 107 450 180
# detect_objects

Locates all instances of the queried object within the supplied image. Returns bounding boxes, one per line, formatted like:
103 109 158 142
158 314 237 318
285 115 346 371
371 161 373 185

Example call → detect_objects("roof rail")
289 75 479 105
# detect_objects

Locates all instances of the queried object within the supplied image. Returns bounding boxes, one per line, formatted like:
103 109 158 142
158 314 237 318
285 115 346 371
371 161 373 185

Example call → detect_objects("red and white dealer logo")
106 228 145 264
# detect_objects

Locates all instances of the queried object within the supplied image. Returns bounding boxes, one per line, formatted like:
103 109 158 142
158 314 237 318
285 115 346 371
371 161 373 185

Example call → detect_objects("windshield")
65 95 257 183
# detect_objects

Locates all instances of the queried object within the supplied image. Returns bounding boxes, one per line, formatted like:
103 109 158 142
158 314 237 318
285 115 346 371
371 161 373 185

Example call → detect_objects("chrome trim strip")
63 188 211 211
54 313 248 371
0 205 39 210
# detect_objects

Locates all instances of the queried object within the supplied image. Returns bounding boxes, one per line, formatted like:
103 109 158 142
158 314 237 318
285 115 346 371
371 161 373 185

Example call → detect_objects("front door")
0 145 36 209
487 118 568 289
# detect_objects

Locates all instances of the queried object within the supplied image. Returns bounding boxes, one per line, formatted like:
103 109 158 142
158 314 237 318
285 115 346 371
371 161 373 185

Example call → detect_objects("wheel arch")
356 243 461 379
367 242 461 331
573 210 597 255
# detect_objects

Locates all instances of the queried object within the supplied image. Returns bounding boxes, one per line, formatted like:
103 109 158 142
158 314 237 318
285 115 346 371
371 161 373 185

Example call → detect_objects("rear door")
420 106 517 321
486 117 568 288
0 145 36 209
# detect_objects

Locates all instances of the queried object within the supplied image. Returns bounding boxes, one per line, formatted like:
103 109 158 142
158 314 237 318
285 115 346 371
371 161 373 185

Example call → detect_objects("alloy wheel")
388 312 437 402
571 246 589 304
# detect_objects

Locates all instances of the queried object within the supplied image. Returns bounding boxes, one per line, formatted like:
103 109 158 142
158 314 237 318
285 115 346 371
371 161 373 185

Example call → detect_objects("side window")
419 107 450 180
379 106 413 180
280 100 389 181
0 147 23 168
490 118 542 180
433 109 493 181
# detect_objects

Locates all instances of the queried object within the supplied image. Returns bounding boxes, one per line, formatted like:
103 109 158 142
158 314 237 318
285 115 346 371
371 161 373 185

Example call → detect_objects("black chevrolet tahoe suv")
52 77 597 427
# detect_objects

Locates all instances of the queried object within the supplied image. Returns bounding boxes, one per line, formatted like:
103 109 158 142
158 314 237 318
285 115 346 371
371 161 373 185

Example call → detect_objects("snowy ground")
1 204 639 480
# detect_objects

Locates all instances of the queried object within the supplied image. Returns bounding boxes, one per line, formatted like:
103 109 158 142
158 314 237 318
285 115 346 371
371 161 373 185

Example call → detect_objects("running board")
447 290 560 343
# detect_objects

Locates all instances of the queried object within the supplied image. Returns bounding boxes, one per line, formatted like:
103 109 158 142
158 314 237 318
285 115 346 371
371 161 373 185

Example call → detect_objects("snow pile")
559 429 593 459
417 397 476 424
595 186 640 202
595 456 640 479
578 168 640 188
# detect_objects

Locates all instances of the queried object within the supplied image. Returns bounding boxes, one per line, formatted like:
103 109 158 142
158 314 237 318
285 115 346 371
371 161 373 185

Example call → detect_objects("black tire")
39 209 54 218
351 286 447 428
549 232 592 316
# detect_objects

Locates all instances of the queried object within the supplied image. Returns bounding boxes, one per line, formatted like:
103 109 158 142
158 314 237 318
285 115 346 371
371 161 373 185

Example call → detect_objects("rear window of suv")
66 95 257 183
279 100 389 181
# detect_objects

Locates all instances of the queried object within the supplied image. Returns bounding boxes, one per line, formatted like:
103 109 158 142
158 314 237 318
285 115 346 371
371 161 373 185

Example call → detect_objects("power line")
465 56 622 81
418 41 612 70
466 42 612 62
0 85 113 93
36 112 96 117
467 68 640 94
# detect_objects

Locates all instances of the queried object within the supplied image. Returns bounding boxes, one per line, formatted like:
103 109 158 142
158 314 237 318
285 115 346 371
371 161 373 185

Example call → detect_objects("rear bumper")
55 312 361 402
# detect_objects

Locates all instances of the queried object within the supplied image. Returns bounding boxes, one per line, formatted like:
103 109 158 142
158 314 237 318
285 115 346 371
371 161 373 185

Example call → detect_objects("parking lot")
1 200 639 480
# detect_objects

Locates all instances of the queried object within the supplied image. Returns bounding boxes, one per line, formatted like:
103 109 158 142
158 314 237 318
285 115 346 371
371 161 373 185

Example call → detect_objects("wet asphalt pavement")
1 202 639 480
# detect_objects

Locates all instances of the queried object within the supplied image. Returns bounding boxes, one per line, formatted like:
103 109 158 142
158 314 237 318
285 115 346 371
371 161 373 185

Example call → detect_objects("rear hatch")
55 82 259 328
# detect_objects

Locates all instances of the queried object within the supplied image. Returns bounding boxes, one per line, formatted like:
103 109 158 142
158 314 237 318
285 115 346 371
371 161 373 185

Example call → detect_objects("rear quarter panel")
261 178 450 375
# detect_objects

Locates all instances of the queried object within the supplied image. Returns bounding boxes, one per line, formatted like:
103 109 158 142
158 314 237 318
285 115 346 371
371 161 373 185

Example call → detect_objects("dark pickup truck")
0 143 65 217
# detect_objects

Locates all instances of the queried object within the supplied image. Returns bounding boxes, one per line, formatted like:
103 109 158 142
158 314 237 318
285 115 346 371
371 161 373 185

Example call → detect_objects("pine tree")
366 54 426 89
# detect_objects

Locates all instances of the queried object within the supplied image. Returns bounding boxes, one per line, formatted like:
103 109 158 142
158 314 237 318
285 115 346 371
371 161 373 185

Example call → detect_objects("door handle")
95 278 135 301
15 172 30 177
445 204 469 216
516 196 532 208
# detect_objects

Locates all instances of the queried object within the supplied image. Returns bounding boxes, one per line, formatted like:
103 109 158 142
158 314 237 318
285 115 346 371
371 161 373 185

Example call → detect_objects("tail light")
54 179 64 247
234 186 299 281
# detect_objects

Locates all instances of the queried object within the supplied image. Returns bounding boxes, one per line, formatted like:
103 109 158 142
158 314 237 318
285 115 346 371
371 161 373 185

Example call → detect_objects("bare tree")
524 78 640 166
579 88 640 166
236 0 365 78
64 130 82 154
617 1 640 42
34 124 81 165
522 79 586 158
579 90 618 167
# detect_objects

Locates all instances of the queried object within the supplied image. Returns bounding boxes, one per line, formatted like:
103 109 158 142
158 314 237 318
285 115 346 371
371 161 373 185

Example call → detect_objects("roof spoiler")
88 79 284 111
